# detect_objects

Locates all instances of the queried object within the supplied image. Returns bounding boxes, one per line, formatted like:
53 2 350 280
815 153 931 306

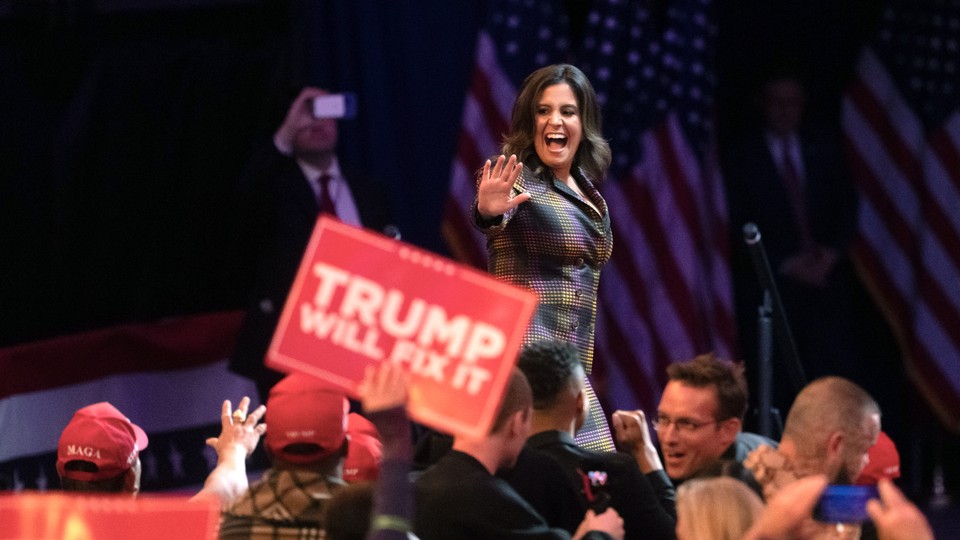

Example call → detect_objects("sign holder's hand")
358 362 411 414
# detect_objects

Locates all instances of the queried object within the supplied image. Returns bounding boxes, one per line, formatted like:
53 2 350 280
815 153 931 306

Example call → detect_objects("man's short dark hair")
489 369 533 434
666 353 748 421
517 340 582 409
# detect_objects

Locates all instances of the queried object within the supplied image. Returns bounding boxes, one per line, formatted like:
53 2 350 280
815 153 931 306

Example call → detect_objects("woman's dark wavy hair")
501 64 611 183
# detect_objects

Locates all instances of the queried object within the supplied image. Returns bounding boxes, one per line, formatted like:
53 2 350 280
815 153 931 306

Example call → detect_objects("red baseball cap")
856 431 901 485
347 412 379 439
343 413 382 482
265 373 349 464
344 433 383 483
56 402 149 482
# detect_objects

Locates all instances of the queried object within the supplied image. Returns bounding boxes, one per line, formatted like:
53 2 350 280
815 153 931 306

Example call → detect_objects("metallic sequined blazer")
476 165 612 372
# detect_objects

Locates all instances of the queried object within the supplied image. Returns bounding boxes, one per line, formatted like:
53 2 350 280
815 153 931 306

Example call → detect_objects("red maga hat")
856 431 901 485
343 413 383 482
56 402 149 482
265 373 349 464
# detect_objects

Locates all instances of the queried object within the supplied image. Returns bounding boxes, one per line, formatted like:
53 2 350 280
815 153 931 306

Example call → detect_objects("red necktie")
780 137 815 251
316 173 337 216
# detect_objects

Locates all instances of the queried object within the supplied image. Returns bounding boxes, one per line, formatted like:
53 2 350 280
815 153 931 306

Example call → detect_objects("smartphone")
312 93 357 119
578 469 612 514
813 484 879 523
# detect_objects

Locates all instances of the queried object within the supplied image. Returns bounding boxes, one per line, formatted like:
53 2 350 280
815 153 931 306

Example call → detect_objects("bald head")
784 377 879 446
782 377 880 480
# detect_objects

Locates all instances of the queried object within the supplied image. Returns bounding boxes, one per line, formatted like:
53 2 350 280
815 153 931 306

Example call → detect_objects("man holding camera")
229 87 394 400
743 376 881 539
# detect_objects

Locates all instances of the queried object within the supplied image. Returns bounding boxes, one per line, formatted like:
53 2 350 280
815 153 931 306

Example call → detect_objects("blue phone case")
813 485 879 523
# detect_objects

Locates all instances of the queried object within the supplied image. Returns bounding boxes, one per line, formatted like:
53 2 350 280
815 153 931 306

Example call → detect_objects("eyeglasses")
652 415 719 434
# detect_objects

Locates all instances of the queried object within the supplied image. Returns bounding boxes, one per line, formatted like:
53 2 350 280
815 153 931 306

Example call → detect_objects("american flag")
0 311 257 492
842 2 960 430
579 0 734 413
442 0 735 414
442 0 572 268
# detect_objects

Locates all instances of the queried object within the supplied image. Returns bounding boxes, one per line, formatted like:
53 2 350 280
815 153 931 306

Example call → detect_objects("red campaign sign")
267 217 537 438
0 493 219 540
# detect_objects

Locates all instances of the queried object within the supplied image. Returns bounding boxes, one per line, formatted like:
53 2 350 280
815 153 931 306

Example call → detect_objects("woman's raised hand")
477 154 530 219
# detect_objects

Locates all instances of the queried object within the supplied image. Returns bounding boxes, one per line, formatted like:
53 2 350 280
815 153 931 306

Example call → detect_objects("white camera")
312 93 357 119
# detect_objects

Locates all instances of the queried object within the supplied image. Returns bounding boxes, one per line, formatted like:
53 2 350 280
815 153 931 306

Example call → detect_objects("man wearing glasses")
618 353 773 487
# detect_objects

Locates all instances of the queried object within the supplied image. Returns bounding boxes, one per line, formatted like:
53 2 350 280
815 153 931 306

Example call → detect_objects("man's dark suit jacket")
521 430 677 540
724 128 862 395
413 431 585 535
725 130 857 270
228 142 393 395
415 450 612 540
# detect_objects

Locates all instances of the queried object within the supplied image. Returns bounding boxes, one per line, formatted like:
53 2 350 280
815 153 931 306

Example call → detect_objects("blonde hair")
676 477 763 540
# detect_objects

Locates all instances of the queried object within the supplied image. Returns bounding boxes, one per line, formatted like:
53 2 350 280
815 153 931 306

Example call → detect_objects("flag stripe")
853 239 960 414
620 164 699 354
469 72 511 151
0 359 255 462
843 18 960 428
930 123 960 192
847 80 925 183
847 69 960 359
441 30 518 270
844 133 919 266
927 127 960 272
0 310 244 400
852 239 910 323
608 185 691 366
605 215 674 379
658 117 734 354
596 262 660 386
595 299 659 412
0 311 257 464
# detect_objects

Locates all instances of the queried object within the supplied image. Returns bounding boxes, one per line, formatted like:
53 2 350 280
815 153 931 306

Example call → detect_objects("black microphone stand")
742 223 807 439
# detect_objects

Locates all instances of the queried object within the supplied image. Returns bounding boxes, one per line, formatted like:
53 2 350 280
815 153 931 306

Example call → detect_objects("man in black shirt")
515 340 676 540
414 369 624 540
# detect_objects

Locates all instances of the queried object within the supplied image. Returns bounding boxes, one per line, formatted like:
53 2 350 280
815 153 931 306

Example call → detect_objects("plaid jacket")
218 468 345 540
478 165 612 373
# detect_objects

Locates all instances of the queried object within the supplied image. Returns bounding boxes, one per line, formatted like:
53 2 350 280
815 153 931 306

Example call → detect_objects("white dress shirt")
296 157 362 227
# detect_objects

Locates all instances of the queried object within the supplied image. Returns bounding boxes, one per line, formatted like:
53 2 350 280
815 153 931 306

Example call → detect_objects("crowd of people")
50 345 932 540
20 62 935 539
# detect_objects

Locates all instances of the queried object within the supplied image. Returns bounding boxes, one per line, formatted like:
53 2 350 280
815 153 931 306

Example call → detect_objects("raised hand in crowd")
355 362 415 540
611 409 663 474
273 87 331 155
866 479 935 540
191 396 266 509
742 474 828 540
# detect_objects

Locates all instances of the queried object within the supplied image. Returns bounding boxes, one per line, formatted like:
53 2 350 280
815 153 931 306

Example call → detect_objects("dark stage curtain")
0 1 480 346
